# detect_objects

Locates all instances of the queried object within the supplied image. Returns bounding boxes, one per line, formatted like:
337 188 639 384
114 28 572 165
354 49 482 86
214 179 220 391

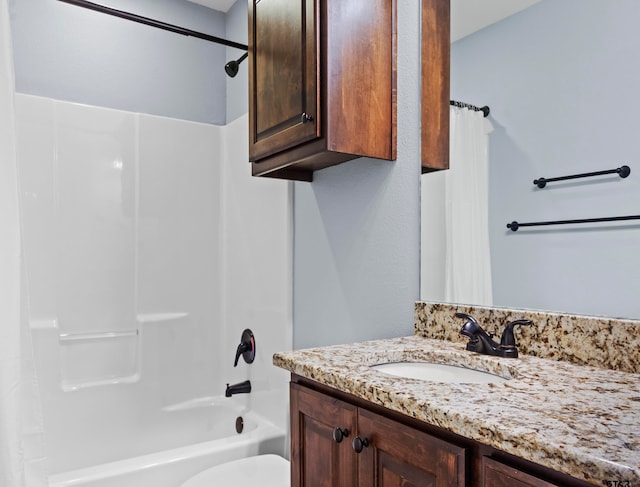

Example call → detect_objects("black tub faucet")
225 380 252 397
455 312 531 358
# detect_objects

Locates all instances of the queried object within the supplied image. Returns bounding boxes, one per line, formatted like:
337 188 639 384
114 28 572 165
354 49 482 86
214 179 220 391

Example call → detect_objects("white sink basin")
371 362 509 384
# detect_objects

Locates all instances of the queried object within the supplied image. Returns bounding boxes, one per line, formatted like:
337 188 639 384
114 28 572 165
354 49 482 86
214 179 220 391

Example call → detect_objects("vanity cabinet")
290 382 357 485
290 378 594 487
482 457 561 487
291 382 466 486
248 0 397 182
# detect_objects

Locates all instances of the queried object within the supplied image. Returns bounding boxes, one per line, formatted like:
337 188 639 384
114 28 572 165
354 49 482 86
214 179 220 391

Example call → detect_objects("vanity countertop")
273 335 640 485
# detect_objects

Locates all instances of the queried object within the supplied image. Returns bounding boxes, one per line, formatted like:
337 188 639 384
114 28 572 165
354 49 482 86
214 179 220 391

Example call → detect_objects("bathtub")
47 397 286 487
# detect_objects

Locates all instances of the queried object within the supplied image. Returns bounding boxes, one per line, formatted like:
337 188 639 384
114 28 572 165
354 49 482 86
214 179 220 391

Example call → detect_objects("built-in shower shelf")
136 312 189 323
29 318 59 330
62 373 140 392
59 329 139 343
59 327 140 392
161 395 231 412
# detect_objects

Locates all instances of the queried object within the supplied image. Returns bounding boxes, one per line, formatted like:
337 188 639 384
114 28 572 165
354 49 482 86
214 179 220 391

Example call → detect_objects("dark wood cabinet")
421 0 450 173
291 382 465 486
289 377 595 487
357 407 465 487
248 0 397 182
482 457 561 487
291 382 357 486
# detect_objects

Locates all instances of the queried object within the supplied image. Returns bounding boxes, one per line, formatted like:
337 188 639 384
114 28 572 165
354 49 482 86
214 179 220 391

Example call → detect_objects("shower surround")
15 94 291 485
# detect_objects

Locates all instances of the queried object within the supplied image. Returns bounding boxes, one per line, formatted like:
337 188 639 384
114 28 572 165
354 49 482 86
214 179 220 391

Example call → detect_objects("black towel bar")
507 215 640 232
534 165 630 188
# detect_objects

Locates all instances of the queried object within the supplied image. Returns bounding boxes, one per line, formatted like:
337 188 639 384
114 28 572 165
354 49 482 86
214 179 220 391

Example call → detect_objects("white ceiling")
451 0 542 42
185 0 236 13
186 0 543 37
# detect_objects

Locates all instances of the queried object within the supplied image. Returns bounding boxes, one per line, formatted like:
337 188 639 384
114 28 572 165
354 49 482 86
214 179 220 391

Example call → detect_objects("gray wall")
451 0 640 318
292 2 421 349
11 0 228 124
225 0 248 123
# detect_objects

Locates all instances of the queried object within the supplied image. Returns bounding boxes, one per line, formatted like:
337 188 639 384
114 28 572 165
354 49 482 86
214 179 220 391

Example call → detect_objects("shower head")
225 52 248 78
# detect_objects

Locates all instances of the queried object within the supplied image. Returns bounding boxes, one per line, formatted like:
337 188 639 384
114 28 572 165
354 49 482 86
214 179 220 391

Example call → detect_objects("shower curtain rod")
57 0 248 51
450 100 490 117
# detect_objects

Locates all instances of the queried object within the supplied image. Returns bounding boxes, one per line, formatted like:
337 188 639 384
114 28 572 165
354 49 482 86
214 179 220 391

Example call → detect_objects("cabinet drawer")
483 457 561 487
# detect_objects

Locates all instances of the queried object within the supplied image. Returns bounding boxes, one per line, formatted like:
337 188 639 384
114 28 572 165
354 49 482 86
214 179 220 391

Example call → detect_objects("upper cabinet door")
421 0 450 172
249 0 319 161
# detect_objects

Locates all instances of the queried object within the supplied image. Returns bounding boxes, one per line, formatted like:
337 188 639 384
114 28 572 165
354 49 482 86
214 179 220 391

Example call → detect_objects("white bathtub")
47 398 286 487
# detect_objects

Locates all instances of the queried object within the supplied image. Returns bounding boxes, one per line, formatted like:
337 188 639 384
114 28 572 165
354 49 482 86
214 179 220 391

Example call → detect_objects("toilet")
180 454 290 487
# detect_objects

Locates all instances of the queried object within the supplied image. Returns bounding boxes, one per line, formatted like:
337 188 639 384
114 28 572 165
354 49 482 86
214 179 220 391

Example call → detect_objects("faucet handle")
234 329 256 367
455 312 482 338
499 319 532 349
454 312 476 322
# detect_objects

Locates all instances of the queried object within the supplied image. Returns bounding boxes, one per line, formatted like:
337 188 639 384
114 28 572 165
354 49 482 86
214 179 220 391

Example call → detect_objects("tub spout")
225 380 251 397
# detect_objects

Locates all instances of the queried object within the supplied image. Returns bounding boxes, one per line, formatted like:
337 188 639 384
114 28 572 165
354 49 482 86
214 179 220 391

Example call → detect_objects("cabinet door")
249 0 319 161
421 0 450 172
290 383 358 487
483 457 561 487
357 408 466 487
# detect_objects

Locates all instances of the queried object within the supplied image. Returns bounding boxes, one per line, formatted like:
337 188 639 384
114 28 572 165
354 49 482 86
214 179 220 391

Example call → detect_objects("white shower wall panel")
16 94 292 475
54 101 137 336
137 113 223 403
219 114 292 431
15 95 57 321
137 114 222 315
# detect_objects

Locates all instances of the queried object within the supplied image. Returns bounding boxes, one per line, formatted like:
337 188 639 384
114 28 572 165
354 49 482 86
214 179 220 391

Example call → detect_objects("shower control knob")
332 427 349 443
352 436 369 453
301 112 313 124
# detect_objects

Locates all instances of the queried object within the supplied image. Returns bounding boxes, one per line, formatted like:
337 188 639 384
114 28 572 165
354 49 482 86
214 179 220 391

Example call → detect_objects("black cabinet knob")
301 112 313 124
352 436 369 453
332 427 349 443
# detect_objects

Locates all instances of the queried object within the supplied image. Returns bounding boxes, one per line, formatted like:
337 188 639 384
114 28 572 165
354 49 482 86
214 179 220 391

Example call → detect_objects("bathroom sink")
370 362 509 384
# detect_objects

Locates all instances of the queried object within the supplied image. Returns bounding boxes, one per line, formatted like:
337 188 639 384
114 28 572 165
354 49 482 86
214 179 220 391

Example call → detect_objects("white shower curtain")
0 1 48 485
421 106 493 305
444 106 494 305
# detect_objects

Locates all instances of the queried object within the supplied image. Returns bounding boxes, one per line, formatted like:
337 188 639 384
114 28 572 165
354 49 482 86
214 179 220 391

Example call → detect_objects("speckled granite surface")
274 335 640 484
415 301 640 374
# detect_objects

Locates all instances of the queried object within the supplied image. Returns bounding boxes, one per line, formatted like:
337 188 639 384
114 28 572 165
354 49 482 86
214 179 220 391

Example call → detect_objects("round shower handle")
332 427 349 443
301 112 313 124
352 436 369 453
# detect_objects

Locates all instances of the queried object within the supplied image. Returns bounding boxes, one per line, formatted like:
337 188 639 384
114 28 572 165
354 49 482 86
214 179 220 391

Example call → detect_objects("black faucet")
225 380 251 397
455 312 531 358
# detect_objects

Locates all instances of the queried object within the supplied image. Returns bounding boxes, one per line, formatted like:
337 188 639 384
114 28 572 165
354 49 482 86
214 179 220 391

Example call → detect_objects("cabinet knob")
352 436 369 453
301 112 313 124
332 427 349 443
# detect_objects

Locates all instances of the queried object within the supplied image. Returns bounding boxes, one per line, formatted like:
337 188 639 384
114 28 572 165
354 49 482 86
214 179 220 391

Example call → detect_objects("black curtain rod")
507 214 640 232
57 0 248 51
450 100 490 117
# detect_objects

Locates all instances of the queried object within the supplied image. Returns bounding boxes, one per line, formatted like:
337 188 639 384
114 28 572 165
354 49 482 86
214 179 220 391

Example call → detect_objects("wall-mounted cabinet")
421 0 450 172
248 0 397 182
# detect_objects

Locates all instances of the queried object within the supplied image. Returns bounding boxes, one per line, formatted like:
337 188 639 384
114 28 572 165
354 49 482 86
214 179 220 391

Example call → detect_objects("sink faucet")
455 312 531 358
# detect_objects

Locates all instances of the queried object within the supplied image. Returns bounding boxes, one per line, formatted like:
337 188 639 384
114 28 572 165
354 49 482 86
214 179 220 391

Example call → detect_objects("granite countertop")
273 335 640 485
